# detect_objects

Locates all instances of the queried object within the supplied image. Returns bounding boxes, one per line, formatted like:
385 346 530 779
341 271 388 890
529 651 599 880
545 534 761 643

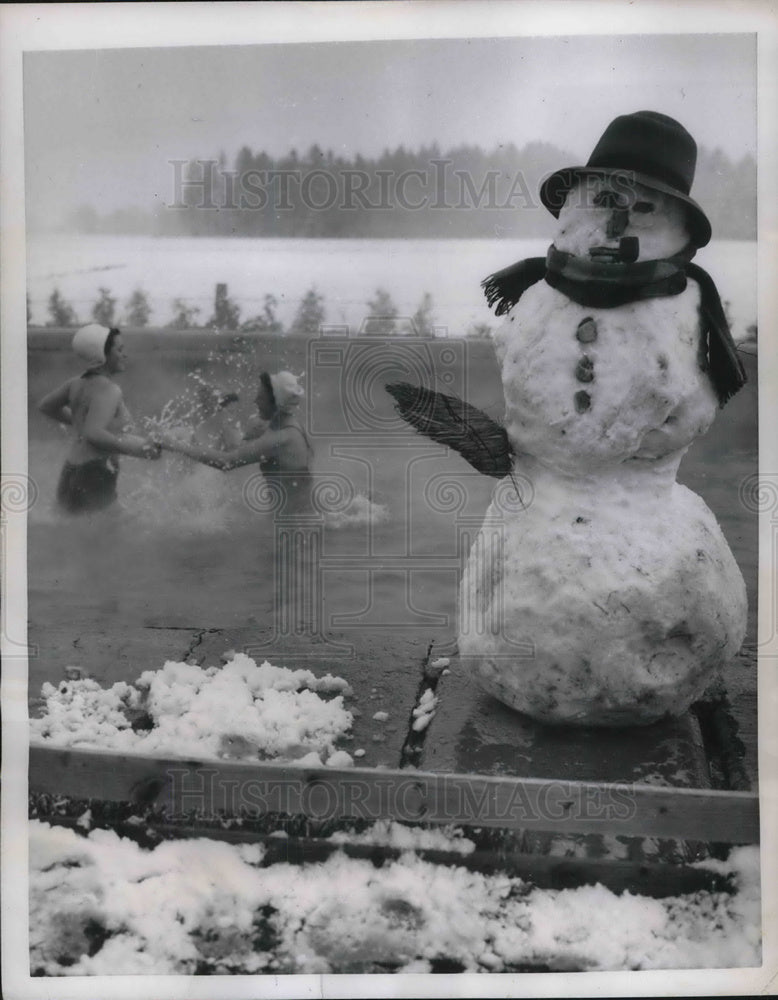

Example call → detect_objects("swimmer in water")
156 370 314 513
38 324 161 514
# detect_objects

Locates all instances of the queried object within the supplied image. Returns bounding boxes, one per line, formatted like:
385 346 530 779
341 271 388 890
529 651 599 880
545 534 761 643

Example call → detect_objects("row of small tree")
38 285 470 338
44 287 152 329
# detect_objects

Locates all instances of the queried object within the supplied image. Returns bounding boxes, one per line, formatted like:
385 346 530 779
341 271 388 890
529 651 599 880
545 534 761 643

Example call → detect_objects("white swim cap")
72 324 111 366
269 371 305 412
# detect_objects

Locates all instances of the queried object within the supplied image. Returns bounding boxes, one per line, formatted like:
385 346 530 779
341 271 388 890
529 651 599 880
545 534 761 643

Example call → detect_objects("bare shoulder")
71 375 123 414
39 376 79 411
84 375 123 400
277 424 301 442
279 421 310 445
278 421 311 461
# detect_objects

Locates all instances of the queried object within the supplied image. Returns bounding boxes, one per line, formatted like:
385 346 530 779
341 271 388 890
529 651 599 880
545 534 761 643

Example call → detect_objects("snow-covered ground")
29 820 760 974
28 653 762 974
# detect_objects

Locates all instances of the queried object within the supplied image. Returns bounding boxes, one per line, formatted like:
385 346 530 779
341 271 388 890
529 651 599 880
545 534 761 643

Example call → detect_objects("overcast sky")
24 33 756 230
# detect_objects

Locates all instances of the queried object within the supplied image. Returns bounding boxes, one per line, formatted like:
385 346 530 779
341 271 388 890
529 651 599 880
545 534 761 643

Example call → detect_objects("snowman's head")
540 113 711 253
553 175 691 262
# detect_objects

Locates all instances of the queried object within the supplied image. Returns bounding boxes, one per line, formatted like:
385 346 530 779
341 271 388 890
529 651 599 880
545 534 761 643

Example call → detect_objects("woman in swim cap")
38 324 161 514
156 370 314 513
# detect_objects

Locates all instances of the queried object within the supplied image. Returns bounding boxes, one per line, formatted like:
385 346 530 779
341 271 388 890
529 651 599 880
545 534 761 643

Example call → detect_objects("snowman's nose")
606 207 630 239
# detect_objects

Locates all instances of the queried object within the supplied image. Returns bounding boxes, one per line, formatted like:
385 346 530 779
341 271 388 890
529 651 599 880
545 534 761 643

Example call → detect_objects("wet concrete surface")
28 627 200 717
420 650 711 788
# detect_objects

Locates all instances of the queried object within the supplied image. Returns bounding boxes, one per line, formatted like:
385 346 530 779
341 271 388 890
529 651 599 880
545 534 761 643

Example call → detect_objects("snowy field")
26 234 758 342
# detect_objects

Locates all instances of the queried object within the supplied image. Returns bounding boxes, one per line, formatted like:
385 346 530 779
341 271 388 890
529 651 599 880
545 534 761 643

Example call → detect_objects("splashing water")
122 462 245 535
324 492 390 530
120 351 265 533
133 353 392 534
141 351 253 441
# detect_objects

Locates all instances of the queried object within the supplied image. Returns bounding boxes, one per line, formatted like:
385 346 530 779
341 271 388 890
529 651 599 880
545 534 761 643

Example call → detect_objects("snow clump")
30 652 353 765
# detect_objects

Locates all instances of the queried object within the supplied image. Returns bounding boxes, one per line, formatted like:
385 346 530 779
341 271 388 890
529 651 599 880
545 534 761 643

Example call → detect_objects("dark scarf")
481 246 747 406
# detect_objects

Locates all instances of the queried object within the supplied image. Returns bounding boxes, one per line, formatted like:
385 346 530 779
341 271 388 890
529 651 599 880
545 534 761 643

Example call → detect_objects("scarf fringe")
481 258 547 316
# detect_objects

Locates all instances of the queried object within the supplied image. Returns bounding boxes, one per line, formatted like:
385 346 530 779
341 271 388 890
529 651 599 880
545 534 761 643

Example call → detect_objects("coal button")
575 356 595 383
576 318 598 343
574 390 591 413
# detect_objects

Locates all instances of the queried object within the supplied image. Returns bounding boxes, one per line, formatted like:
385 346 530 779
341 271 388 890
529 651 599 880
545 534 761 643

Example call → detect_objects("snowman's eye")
633 201 655 214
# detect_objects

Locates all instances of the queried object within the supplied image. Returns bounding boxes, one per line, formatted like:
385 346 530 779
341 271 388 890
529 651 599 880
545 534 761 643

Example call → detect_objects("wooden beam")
29 744 760 845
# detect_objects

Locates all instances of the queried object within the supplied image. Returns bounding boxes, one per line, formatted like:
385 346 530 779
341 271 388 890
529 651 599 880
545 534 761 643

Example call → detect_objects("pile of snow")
30 653 353 765
325 749 356 769
412 687 438 733
29 820 761 975
328 820 475 855
323 492 390 530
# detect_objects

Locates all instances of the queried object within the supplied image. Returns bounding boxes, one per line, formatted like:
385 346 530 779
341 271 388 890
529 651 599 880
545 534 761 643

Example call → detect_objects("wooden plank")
39 816 735 900
29 744 759 844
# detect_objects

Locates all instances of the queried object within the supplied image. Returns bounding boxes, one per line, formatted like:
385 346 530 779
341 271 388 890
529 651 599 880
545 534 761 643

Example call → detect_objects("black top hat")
540 111 712 249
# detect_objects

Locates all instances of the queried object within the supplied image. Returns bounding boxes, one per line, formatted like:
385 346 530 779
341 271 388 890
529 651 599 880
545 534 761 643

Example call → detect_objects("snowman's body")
495 280 716 472
459 177 747 725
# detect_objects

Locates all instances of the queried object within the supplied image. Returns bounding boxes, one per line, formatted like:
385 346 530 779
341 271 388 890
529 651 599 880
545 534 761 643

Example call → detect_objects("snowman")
390 111 747 726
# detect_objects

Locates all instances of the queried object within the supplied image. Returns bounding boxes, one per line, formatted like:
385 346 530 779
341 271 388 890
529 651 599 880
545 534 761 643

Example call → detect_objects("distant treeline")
69 142 757 241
